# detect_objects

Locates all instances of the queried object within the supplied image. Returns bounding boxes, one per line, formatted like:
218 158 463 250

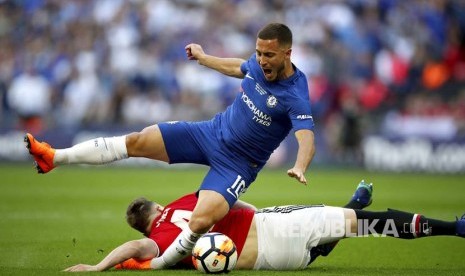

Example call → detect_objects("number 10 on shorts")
227 175 247 200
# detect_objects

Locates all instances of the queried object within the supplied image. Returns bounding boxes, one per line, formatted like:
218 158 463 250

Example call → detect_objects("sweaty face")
255 38 290 81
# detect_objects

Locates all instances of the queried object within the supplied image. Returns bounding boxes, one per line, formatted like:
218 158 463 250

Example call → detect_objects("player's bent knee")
125 125 165 159
125 132 144 156
189 215 216 234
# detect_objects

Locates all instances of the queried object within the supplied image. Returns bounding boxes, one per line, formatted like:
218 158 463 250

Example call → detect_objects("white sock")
54 136 128 165
151 227 202 269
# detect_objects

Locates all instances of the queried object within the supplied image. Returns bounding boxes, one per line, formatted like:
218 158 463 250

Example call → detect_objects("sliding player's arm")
63 238 158 272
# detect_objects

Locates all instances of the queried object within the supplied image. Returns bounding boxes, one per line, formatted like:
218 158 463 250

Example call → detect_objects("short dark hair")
257 23 293 48
126 197 155 235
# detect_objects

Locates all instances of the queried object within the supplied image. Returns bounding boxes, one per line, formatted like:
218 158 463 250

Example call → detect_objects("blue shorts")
158 120 262 208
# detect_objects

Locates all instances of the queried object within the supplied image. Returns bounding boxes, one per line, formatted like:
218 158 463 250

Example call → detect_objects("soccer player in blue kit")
25 23 316 269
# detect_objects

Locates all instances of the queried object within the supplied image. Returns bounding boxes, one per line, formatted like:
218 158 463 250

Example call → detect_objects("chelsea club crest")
266 95 278 108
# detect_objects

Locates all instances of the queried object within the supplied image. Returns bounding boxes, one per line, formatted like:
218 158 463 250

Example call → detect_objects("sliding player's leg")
322 208 465 241
309 180 373 263
314 207 464 264
345 179 373 209
351 208 464 239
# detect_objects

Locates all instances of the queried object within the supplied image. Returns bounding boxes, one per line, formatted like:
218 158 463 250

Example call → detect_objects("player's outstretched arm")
287 129 315 185
63 238 158 272
185 43 245 79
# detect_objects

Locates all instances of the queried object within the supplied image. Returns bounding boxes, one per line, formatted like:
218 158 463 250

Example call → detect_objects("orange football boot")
24 133 56 174
114 258 151 270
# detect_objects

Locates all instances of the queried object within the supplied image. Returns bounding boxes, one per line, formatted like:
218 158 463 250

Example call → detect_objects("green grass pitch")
0 163 464 275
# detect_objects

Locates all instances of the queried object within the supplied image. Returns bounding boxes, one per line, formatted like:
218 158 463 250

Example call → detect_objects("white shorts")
253 205 345 270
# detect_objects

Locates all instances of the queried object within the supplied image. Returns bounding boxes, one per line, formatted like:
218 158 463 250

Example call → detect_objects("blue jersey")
214 54 314 165
158 54 315 207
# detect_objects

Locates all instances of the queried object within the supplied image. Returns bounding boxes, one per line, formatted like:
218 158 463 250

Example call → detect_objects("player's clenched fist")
185 43 205 61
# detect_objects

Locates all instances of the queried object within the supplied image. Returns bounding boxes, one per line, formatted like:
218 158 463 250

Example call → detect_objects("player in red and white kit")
147 192 256 268
64 181 465 272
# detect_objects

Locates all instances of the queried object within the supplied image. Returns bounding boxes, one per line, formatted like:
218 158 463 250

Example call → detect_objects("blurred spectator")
382 93 458 141
121 88 172 125
58 51 109 127
7 65 51 134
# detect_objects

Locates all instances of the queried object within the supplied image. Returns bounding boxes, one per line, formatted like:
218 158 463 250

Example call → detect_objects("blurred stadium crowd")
1 0 465 160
